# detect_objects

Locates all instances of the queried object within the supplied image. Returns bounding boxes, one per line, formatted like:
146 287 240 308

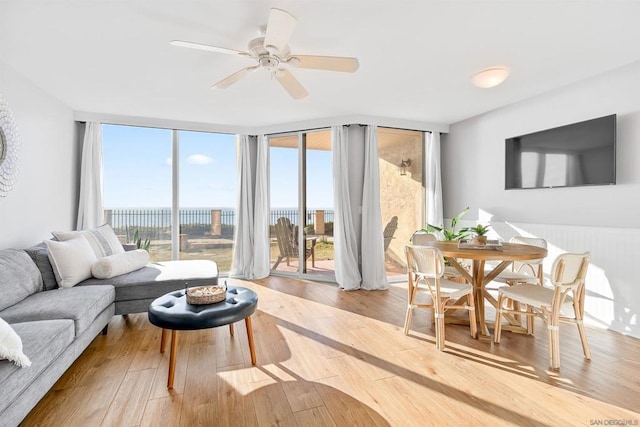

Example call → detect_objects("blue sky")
103 124 333 209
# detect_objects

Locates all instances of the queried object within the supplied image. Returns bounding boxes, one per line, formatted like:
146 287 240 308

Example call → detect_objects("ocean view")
105 208 335 240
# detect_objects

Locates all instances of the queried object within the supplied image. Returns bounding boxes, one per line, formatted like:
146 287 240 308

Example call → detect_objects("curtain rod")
257 124 441 137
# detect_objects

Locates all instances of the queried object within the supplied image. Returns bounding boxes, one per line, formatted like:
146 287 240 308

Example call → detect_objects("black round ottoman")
148 286 258 388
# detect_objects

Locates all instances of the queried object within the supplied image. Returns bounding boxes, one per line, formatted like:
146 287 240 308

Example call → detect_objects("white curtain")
252 135 270 279
77 122 104 230
361 125 388 290
230 135 255 278
332 125 361 290
425 131 443 228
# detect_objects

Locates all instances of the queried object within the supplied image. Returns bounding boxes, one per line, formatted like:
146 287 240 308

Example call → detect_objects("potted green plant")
422 207 471 241
133 229 151 252
467 224 490 245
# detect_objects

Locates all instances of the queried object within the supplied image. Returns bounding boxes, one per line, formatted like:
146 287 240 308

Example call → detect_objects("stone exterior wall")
378 129 424 269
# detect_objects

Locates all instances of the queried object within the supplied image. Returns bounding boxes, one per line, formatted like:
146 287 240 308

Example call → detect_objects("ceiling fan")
170 8 359 99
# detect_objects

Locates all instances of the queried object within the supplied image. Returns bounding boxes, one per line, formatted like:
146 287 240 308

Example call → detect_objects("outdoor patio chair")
272 217 315 270
383 216 398 253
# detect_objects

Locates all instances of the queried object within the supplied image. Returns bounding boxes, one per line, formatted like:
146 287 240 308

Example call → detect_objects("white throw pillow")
52 224 124 259
0 317 31 367
45 236 97 288
91 249 150 279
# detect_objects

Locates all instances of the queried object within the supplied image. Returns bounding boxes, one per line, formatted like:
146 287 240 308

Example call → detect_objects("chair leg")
435 311 445 351
547 326 554 368
513 300 522 325
553 327 561 369
573 296 591 360
404 278 416 335
577 321 591 360
272 256 284 269
494 294 504 344
526 306 534 335
548 323 560 369
467 292 478 339
403 306 414 335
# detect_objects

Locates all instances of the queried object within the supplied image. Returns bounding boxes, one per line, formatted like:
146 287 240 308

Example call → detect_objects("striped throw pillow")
52 224 125 259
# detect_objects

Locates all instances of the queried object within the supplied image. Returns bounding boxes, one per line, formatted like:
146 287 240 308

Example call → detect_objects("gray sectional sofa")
0 243 218 427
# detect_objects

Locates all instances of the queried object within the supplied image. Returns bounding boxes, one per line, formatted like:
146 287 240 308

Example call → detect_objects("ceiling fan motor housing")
259 56 280 71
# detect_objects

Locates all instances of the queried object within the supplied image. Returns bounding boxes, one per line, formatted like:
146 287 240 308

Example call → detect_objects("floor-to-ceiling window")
377 127 424 278
103 124 173 262
268 129 334 279
177 130 237 271
102 124 237 273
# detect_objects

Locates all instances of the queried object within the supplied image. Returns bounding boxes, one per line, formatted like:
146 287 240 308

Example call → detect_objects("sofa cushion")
78 260 218 308
23 242 58 291
0 249 43 311
0 286 115 337
0 319 74 415
52 224 125 259
92 249 150 279
45 236 97 288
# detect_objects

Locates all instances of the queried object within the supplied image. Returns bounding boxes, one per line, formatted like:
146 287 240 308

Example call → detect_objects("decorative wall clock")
0 95 20 197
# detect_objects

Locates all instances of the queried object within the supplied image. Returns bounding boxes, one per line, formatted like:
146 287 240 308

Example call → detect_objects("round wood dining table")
417 240 548 337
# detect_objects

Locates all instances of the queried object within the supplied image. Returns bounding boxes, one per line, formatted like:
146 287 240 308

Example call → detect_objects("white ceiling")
2 1 640 130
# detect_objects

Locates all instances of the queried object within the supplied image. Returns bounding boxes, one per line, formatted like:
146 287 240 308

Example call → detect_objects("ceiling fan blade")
211 66 258 89
263 8 297 54
275 69 308 99
289 55 359 73
170 40 250 57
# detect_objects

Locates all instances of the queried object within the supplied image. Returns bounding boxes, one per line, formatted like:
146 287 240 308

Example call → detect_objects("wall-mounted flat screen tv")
505 114 616 190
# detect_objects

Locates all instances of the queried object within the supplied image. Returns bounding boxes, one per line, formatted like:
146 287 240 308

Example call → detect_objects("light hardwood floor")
23 276 640 426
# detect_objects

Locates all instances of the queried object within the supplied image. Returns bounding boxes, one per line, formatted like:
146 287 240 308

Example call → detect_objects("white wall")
0 61 78 248
442 60 640 338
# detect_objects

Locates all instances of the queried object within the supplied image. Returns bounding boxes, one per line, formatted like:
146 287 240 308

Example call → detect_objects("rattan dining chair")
494 252 591 369
411 232 466 280
404 245 478 350
410 231 437 245
490 236 548 286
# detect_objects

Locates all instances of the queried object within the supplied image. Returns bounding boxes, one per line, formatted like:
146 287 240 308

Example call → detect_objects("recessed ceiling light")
472 67 510 88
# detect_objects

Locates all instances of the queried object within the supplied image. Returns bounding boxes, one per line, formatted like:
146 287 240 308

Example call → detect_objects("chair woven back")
509 236 547 265
551 252 590 290
405 245 444 279
411 232 437 245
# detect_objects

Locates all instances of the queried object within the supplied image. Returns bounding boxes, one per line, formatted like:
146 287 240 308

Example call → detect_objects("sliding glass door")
268 130 334 279
304 130 334 277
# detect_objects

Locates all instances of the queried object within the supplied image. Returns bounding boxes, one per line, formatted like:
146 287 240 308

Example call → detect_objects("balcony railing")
105 208 334 241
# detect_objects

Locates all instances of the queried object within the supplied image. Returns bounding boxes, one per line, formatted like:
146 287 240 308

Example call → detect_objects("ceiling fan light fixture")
472 67 510 88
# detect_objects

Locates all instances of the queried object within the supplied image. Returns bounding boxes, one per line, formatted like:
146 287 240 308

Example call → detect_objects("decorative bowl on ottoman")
186 282 227 305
